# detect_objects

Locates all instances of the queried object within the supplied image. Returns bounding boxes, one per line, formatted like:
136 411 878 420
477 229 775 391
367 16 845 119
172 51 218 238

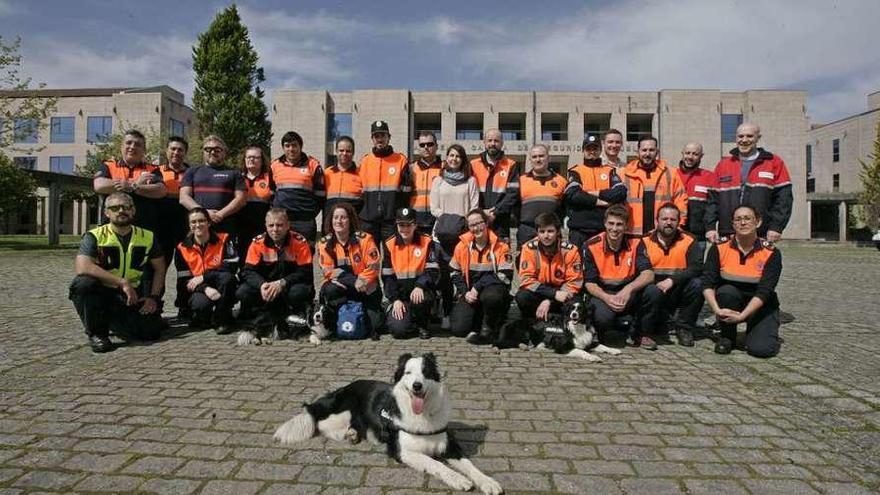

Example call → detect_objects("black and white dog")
307 304 331 345
274 353 503 494
495 301 621 362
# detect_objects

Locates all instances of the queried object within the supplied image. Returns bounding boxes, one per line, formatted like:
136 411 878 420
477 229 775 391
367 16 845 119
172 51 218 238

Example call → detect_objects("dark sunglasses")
203 146 224 153
106 204 133 212
418 142 436 148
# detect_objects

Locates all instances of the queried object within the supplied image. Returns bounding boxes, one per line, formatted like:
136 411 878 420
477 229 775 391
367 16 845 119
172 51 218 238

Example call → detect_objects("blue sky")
2 0 878 123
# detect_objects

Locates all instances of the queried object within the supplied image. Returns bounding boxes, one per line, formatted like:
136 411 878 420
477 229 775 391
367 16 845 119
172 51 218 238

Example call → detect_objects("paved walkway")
0 245 878 494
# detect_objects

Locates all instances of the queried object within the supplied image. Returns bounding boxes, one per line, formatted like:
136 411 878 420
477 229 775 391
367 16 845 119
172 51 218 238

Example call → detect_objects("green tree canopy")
192 5 272 165
858 120 880 231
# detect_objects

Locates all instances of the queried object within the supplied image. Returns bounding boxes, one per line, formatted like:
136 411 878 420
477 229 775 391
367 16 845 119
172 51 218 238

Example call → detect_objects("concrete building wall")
809 109 880 195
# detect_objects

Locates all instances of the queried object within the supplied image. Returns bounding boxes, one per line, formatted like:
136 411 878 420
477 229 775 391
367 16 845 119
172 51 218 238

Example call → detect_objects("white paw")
236 331 258 346
477 476 504 495
442 472 474 492
344 428 359 444
517 343 529 351
260 337 273 345
582 353 603 362
309 334 322 345
604 347 622 355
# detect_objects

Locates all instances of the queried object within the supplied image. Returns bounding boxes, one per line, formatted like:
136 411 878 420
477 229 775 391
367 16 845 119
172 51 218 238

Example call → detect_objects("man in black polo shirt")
179 135 246 234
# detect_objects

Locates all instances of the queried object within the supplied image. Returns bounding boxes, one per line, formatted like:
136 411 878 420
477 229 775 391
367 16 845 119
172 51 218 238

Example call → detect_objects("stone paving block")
234 461 303 480
200 480 263 495
632 461 696 477
553 474 623 494
176 459 239 478
72 438 132 453
683 478 748 495
121 456 185 475
298 465 363 486
60 453 131 473
741 479 821 494
74 473 143 492
598 444 663 461
619 477 685 494
0 468 22 483
363 467 425 488
572 459 635 476
12 469 84 490
811 482 877 495
262 483 323 494
138 477 203 494
488 471 552 492
177 430 231 445
176 444 232 460
6 450 69 469
231 447 288 461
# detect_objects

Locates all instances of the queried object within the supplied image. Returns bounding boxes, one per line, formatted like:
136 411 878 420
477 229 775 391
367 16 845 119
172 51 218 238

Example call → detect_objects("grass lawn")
0 234 80 251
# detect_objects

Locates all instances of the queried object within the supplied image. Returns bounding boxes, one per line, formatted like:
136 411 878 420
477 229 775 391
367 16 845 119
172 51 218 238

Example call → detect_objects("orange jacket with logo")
240 230 313 289
244 171 273 205
317 231 381 294
159 164 188 198
381 232 439 301
642 229 702 285
174 232 238 286
271 154 325 219
518 172 568 227
323 164 363 216
409 158 442 229
518 238 583 298
450 229 513 294
582 233 652 292
621 159 687 236
358 150 412 223
470 154 520 219
702 237 782 305
565 163 627 233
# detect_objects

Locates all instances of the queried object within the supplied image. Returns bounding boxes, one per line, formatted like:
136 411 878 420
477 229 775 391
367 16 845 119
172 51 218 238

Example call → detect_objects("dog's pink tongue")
412 395 425 415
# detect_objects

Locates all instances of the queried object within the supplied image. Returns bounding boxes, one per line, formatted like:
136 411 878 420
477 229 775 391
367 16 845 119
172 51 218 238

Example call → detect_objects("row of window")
9 116 186 144
325 112 746 143
14 156 75 174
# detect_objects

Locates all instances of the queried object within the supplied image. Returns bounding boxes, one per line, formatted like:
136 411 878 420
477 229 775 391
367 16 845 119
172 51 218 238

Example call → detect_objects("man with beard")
470 128 520 242
93 129 166 232
705 123 792 243
358 120 412 244
676 142 715 249
271 131 325 247
621 136 687 237
565 134 627 250
408 131 442 234
155 136 191 268
179 135 247 235
641 204 704 346
69 192 166 353
583 205 656 349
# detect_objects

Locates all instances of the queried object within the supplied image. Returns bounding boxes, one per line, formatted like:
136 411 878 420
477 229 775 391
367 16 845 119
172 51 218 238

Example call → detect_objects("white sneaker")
441 316 451 330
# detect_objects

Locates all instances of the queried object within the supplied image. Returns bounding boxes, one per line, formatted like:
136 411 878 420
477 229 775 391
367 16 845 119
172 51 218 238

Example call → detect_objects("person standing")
675 142 715 248
601 129 626 169
621 136 687 237
470 128 520 242
565 134 626 250
238 145 273 259
270 131 325 247
358 120 412 244
409 131 442 234
517 144 567 248
323 136 363 224
179 135 246 235
155 136 191 267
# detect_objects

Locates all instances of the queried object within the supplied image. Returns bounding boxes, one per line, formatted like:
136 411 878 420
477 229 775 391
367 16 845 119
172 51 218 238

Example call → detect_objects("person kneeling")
702 205 782 358
174 208 239 334
317 203 383 338
642 203 704 346
382 208 439 339
69 192 165 353
513 212 583 344
582 205 656 349
236 208 314 341
449 209 513 344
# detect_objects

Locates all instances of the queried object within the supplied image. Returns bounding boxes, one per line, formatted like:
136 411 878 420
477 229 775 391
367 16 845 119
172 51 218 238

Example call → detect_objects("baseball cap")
395 207 416 223
583 134 601 149
371 120 390 134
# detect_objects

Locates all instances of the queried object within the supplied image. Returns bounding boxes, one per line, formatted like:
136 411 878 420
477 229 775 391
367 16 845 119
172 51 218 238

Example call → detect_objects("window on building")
87 116 113 143
169 118 185 137
626 114 653 142
806 144 812 176
414 113 442 141
50 156 75 175
832 138 840 163
14 156 37 170
541 113 568 141
13 118 39 143
50 117 75 143
498 112 526 141
721 114 743 142
806 178 815 193
326 113 352 142
584 113 611 141
832 174 840 192
455 113 483 140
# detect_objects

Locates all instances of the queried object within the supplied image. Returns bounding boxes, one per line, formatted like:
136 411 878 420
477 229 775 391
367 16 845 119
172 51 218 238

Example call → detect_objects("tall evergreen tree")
858 120 880 231
192 5 271 164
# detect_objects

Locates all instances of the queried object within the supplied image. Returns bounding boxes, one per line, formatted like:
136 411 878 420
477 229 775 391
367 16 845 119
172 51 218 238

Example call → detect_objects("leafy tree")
0 153 37 217
192 5 271 164
0 36 56 150
858 120 880 231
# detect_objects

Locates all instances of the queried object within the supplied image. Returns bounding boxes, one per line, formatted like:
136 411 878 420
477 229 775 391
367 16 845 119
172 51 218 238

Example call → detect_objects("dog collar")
380 409 448 436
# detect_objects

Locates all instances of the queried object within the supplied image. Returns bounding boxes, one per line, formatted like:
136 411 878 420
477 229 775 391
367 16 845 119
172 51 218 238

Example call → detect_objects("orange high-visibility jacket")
518 237 583 298
621 159 687 236
317 231 381 294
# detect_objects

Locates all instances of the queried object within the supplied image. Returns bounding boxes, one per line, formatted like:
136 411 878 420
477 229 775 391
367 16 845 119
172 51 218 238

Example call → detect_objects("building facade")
272 89 810 238
0 85 195 235
806 91 880 241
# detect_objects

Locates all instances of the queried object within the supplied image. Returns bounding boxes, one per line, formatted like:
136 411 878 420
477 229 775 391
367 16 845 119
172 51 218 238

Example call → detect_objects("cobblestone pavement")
0 245 878 494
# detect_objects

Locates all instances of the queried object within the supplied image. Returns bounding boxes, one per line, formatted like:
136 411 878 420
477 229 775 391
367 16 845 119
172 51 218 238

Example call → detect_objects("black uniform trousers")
236 281 314 325
715 284 780 358
644 277 704 332
386 290 436 339
177 271 237 326
588 288 657 342
69 275 163 341
449 284 511 337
